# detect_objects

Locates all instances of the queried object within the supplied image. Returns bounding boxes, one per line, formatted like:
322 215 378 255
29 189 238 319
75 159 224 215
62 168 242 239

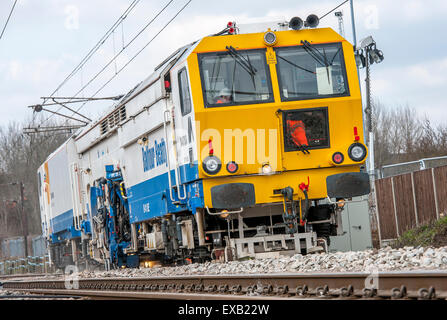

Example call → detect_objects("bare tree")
397 105 423 161
372 101 447 169
0 116 71 237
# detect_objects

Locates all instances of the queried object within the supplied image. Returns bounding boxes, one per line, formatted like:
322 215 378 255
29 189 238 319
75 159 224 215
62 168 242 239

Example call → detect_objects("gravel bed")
75 246 447 279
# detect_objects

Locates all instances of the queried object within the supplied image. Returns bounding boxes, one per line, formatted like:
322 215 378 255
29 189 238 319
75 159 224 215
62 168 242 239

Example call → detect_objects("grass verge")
395 215 447 248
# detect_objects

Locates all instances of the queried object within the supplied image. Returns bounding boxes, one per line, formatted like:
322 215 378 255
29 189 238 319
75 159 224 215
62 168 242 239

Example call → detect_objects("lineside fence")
0 234 54 275
0 256 51 275
375 165 447 245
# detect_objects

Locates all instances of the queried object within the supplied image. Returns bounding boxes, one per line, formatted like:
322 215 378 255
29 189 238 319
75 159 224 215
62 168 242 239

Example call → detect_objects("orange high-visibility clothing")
287 120 308 146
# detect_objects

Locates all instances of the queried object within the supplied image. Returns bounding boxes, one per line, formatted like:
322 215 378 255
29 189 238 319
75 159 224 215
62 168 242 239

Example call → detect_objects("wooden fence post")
373 180 382 248
391 176 400 238
432 168 440 220
411 172 419 227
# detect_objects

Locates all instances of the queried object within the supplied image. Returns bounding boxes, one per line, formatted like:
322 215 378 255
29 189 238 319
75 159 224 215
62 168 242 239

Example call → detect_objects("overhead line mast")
25 95 124 134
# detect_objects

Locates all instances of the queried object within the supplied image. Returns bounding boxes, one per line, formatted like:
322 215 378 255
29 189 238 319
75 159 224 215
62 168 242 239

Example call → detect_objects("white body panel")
38 40 201 253
48 144 72 217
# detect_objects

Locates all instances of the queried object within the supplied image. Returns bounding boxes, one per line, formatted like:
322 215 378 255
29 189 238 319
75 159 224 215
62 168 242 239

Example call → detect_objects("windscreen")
199 49 273 107
275 42 348 101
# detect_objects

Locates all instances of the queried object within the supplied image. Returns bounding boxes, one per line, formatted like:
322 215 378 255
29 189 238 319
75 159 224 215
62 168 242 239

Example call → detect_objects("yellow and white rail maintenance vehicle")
38 15 370 269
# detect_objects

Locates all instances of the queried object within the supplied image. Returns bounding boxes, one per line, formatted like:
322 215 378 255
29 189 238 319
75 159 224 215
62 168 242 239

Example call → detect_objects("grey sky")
0 0 446 127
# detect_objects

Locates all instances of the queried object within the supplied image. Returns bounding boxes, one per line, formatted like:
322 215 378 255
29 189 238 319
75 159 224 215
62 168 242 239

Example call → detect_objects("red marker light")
227 21 233 27
226 161 238 173
332 152 344 164
228 27 235 34
164 80 170 90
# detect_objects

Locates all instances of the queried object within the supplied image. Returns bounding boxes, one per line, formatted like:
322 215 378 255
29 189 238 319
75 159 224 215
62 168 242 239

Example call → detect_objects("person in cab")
215 87 233 104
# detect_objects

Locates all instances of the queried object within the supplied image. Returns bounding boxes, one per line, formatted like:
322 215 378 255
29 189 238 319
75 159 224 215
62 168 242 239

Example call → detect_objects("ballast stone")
74 246 447 279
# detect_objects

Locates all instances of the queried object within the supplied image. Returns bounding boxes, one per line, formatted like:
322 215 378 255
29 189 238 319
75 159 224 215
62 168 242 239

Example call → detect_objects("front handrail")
205 206 244 216
163 108 187 202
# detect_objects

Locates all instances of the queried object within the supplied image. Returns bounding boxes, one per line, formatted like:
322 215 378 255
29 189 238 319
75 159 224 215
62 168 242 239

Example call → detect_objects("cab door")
171 66 197 184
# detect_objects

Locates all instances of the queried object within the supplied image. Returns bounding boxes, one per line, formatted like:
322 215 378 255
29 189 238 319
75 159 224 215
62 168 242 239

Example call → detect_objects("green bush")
395 215 447 248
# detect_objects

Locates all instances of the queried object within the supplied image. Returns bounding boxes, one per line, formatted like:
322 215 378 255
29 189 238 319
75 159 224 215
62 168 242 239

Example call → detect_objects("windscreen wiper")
297 143 310 155
277 55 316 75
300 40 330 67
301 40 331 83
302 40 342 66
330 46 342 65
226 46 257 76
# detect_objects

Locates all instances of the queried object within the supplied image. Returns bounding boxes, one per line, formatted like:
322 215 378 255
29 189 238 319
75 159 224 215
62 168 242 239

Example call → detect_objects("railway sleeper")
230 284 242 294
195 284 204 292
175 284 184 291
295 284 309 296
275 285 289 295
218 284 229 293
418 287 436 300
391 285 407 299
206 284 217 293
246 284 257 294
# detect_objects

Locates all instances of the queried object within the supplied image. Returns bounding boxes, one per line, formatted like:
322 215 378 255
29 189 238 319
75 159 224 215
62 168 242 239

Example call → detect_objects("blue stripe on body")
51 209 74 233
49 209 82 242
127 163 204 224
49 210 81 242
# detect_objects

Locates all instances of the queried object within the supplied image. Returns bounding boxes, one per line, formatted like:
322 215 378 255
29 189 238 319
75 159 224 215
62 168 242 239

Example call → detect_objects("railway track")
1 271 447 300
0 273 50 280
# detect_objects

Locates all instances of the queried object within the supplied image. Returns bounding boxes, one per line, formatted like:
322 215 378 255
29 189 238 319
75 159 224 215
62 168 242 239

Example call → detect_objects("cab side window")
178 68 192 116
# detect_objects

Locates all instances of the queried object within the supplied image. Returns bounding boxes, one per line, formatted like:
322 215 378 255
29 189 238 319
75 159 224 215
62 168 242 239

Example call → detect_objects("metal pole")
365 47 375 176
350 0 364 138
20 182 28 257
365 48 372 135
350 0 357 47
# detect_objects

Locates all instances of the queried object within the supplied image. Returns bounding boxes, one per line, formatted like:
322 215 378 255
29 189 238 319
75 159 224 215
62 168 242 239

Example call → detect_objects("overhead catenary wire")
0 0 18 41
319 0 349 20
68 0 193 119
43 0 177 127
40 0 141 125
49 0 140 98
67 0 175 104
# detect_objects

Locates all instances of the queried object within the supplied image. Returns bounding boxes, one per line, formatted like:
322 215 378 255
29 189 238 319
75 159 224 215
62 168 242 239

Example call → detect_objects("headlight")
202 156 221 175
348 143 367 162
263 31 277 46
262 163 273 174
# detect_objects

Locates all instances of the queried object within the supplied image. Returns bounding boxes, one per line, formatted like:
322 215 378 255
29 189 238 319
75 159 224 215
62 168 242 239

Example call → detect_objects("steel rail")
0 273 51 280
0 294 83 300
3 271 447 300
